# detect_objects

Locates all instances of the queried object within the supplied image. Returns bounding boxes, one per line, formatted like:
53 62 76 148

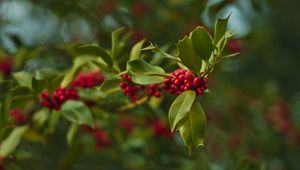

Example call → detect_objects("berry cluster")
9 109 27 124
40 87 79 110
150 119 172 138
119 74 140 102
71 70 104 88
163 69 208 95
0 57 12 76
119 74 162 102
81 125 111 149
147 84 162 98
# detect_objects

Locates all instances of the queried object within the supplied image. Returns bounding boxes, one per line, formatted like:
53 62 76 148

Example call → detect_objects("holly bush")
1 0 300 170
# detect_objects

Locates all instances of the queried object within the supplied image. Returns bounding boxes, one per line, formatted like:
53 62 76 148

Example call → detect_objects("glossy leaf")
0 125 29 157
191 27 213 60
73 45 113 67
99 78 122 93
60 101 94 126
130 39 145 61
13 71 33 89
168 90 196 132
127 59 166 84
179 99 206 154
127 59 165 75
178 37 202 72
131 74 165 85
214 16 230 45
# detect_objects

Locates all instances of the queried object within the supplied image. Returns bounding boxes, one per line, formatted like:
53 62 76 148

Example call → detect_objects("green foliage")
179 99 206 154
169 90 196 132
60 101 94 127
0 125 28 157
127 59 166 84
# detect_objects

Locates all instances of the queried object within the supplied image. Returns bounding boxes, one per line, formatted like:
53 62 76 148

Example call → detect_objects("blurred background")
1 0 300 169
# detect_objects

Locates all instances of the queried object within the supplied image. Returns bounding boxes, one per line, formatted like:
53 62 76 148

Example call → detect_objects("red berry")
154 91 161 98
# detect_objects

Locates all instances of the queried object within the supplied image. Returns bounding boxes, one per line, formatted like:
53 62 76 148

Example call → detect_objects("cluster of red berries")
147 84 162 98
119 74 140 102
81 125 111 149
150 119 172 138
0 57 12 76
119 74 162 102
71 70 104 88
9 109 27 124
40 87 79 110
163 69 208 95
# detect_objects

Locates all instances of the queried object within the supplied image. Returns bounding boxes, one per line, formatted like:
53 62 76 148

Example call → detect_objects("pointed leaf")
179 99 206 154
214 16 230 45
73 45 113 67
191 27 213 60
178 37 202 72
60 101 94 126
130 39 145 61
13 72 33 89
168 90 196 132
0 125 29 157
127 59 165 84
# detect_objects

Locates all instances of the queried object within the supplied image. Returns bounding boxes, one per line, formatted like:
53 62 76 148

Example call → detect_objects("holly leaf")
0 125 29 157
213 15 230 45
179 99 206 154
99 78 122 93
127 59 166 84
130 39 145 61
13 71 33 89
177 37 202 72
168 90 196 132
191 27 213 60
72 44 113 67
60 101 94 126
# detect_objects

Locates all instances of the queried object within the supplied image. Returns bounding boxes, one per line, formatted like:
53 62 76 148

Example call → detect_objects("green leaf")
130 39 145 61
73 45 113 67
32 76 48 94
168 90 196 132
32 109 49 128
67 123 79 145
127 59 165 75
78 88 102 101
48 110 61 133
177 37 202 72
50 75 64 92
10 86 30 97
111 28 126 59
60 101 94 126
13 71 33 89
179 99 206 154
131 74 165 85
99 78 122 93
191 27 213 60
127 59 166 84
0 125 29 157
214 16 230 45
10 95 35 108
